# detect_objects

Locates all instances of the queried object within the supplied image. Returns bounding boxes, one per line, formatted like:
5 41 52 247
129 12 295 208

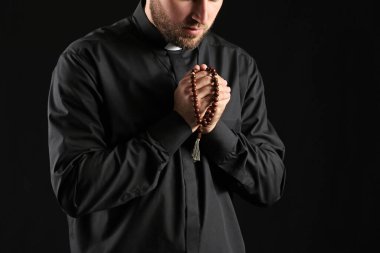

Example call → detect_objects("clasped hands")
174 64 231 133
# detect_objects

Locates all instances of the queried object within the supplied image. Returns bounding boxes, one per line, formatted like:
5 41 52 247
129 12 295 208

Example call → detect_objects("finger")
218 85 231 93
200 83 230 97
203 89 230 101
191 74 213 90
199 97 213 111
217 76 228 86
196 70 211 79
181 65 201 82
196 85 214 99
200 64 208 71
184 76 211 95
195 78 230 98
192 64 201 71
186 70 228 92
218 92 231 101
180 66 209 86
198 73 227 89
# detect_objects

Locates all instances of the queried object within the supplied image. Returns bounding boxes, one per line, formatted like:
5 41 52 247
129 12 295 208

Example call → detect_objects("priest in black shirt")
47 0 286 252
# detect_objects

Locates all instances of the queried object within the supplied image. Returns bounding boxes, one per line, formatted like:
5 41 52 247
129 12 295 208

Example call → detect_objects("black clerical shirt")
48 1 286 253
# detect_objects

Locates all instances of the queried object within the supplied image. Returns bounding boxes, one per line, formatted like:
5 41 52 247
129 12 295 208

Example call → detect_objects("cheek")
167 3 192 23
172 10 190 24
209 8 222 22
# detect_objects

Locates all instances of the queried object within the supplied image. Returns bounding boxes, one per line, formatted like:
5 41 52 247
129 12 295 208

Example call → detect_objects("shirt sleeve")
48 50 192 218
201 57 286 206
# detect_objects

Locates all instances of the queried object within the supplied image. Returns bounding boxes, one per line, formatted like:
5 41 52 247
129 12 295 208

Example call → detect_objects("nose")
192 0 208 25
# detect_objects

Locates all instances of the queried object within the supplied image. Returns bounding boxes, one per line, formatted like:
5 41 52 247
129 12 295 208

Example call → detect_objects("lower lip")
183 27 203 36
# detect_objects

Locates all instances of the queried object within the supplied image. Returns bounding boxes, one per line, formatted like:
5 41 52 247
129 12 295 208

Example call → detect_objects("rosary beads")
191 67 219 162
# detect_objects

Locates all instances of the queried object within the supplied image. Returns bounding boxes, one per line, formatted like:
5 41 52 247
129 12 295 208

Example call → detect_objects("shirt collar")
132 0 167 49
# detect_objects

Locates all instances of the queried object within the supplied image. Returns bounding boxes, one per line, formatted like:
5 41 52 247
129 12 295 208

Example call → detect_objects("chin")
177 36 203 49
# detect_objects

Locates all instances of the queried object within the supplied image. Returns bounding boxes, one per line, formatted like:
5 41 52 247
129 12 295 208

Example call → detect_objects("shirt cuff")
147 111 192 156
201 121 238 163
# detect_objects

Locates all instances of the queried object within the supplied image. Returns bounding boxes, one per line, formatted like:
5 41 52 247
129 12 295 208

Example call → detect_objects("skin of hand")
174 64 231 133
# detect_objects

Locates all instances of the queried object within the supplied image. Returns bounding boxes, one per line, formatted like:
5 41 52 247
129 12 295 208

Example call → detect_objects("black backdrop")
1 0 377 252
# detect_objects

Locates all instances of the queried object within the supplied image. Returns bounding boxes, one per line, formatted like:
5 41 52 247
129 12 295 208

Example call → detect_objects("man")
47 0 286 252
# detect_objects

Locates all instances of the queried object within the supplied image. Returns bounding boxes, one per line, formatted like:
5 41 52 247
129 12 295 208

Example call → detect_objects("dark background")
1 0 377 252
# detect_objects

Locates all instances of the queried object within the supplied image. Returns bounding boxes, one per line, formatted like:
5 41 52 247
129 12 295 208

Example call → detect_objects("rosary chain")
191 67 220 138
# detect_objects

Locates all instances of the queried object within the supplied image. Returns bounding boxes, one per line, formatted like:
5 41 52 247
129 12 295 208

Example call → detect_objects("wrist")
173 109 198 133
202 123 217 134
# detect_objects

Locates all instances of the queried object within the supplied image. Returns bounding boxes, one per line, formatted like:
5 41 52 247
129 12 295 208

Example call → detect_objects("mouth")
183 26 204 36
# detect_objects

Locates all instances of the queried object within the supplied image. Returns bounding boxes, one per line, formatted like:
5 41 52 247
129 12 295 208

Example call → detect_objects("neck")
144 0 155 27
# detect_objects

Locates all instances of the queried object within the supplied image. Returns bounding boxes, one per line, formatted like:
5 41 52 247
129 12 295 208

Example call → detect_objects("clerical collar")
132 0 168 49
165 43 182 51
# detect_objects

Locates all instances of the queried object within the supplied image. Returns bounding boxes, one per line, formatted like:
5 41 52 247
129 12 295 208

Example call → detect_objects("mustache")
182 21 207 29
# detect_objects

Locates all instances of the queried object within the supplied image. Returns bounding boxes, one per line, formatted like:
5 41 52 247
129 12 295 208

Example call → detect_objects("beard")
150 0 211 49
